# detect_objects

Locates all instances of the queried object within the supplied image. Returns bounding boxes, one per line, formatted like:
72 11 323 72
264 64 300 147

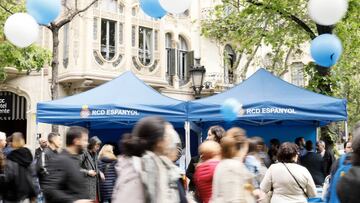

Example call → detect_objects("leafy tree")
0 1 51 81
1 0 99 131
202 0 360 142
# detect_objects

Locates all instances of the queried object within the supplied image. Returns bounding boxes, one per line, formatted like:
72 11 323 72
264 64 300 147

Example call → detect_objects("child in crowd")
194 141 222 203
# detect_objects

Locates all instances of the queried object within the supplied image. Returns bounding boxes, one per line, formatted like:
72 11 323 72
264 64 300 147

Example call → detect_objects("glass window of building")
165 33 173 76
224 45 236 84
138 26 153 66
178 36 189 81
291 62 305 87
101 19 116 60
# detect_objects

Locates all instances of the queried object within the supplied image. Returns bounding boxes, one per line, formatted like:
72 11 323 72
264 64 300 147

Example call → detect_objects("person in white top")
260 142 317 203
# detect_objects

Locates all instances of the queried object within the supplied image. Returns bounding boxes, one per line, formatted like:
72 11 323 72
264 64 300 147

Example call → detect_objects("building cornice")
58 71 170 88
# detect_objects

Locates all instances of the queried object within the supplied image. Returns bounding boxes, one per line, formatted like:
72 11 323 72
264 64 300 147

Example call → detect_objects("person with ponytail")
211 127 257 203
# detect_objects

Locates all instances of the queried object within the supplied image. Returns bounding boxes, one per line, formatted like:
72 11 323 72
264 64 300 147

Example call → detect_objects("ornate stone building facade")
0 0 310 149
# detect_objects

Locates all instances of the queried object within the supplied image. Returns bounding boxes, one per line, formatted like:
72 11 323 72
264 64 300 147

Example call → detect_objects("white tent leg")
185 121 191 169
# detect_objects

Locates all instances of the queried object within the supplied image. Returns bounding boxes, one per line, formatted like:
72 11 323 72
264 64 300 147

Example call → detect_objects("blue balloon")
310 34 343 67
27 0 61 25
140 0 167 19
221 98 242 122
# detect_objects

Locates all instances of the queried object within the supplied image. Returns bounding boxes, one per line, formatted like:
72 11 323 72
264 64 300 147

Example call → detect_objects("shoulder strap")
282 163 309 198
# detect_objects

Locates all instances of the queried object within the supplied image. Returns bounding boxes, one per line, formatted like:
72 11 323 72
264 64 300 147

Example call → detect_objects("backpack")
3 160 38 202
326 154 352 203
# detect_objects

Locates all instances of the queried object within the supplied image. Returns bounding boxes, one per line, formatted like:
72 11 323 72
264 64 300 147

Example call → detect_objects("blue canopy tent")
37 71 195 167
187 68 347 145
37 71 191 146
37 71 187 128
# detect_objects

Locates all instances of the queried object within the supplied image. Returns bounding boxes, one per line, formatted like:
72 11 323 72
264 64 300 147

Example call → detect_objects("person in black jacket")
80 136 102 202
36 132 62 186
42 126 92 203
301 140 325 186
317 140 335 176
34 137 48 161
3 132 37 203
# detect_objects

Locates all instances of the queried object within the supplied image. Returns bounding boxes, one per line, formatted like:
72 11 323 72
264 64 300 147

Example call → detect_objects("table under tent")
187 68 347 147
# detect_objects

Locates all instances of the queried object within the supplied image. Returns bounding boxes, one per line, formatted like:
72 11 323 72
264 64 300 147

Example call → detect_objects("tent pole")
345 121 349 141
185 121 191 169
35 121 39 153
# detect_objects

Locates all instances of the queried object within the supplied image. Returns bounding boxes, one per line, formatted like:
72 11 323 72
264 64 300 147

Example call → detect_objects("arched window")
178 36 191 84
100 19 116 60
94 0 123 62
224 45 236 84
138 26 153 66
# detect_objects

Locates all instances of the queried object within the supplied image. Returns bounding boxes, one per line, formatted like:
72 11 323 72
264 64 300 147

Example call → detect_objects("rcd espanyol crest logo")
80 105 91 118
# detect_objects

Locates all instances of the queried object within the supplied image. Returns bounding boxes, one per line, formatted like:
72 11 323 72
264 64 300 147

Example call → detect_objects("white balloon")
159 0 192 14
4 13 39 48
308 0 348 26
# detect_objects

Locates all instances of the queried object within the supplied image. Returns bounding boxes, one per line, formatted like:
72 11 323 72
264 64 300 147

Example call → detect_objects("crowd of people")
1 117 360 203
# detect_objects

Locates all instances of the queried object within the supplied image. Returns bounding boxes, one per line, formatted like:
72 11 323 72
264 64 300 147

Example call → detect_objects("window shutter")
169 48 176 76
186 51 194 80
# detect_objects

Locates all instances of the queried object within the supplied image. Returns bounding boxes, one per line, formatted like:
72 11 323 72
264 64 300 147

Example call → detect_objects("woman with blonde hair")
11 132 26 149
211 127 258 203
98 144 117 203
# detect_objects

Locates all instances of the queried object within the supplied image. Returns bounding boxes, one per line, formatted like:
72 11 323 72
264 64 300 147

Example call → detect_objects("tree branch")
62 0 72 12
246 0 317 40
0 3 14 14
55 0 98 29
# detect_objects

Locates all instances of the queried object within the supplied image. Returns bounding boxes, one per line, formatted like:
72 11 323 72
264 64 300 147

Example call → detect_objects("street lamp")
189 58 206 99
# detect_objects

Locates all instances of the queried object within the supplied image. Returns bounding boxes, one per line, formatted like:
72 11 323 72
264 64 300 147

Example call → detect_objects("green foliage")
202 0 315 57
0 42 51 80
0 1 51 81
202 0 360 129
